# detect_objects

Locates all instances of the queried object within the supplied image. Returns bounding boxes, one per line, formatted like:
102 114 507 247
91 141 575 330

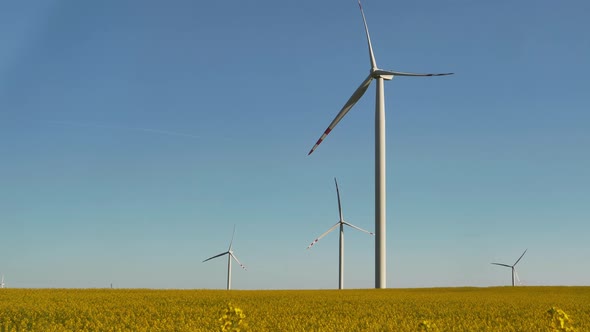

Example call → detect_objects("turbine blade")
335 178 343 222
230 253 247 271
357 0 377 69
374 69 454 77
203 251 229 263
228 225 236 250
306 222 340 249
513 249 527 266
491 263 512 268
308 75 373 155
514 270 521 285
342 221 374 235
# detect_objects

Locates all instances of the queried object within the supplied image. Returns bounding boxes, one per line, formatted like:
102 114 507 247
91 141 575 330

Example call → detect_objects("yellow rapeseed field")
0 287 587 331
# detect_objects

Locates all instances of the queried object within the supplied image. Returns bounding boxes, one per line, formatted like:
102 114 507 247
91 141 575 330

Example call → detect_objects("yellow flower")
547 307 576 332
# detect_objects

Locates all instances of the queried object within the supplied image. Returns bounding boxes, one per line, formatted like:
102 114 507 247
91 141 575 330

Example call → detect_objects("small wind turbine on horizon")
491 249 528 287
203 226 247 290
307 0 452 288
307 178 374 289
1 274 5 289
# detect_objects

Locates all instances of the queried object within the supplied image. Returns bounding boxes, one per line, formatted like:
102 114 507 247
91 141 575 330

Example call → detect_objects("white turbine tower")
203 226 247 290
307 178 374 289
307 0 453 288
1 275 4 289
492 249 527 287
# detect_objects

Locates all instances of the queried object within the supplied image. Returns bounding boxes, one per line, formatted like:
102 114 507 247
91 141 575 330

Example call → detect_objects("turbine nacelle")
372 70 393 80
371 68 394 80
372 68 454 80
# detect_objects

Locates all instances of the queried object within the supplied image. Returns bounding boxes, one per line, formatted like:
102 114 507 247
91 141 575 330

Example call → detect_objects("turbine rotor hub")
371 68 393 80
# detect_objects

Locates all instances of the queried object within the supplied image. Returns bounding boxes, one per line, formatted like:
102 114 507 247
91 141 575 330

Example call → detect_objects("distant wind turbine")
1 274 5 288
203 226 247 290
492 249 528 287
307 0 453 289
307 178 374 289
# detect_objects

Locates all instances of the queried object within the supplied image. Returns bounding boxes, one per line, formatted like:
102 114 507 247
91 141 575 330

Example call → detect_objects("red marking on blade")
325 128 332 134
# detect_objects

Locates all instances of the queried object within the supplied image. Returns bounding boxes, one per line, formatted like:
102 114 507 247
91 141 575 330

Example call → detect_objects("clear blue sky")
1 0 589 289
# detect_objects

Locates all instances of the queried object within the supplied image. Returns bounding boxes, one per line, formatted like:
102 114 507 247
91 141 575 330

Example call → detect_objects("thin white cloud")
48 120 201 140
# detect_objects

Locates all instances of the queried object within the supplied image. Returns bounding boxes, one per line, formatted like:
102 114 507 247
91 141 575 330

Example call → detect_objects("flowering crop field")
0 287 588 331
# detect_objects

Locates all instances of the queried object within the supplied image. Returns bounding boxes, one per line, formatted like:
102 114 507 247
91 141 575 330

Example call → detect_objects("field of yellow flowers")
0 287 587 331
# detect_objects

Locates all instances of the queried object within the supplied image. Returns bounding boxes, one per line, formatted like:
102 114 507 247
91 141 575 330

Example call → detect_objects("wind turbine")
203 226 247 290
307 0 453 288
307 178 374 289
491 249 527 286
1 275 4 289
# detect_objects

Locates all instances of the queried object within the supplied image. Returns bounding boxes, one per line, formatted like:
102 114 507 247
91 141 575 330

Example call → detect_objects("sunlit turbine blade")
373 69 454 77
491 263 512 268
230 253 247 270
228 225 236 250
307 222 341 249
342 221 374 235
513 249 527 266
335 178 343 222
357 0 377 70
203 251 229 263
308 75 374 155
514 270 521 285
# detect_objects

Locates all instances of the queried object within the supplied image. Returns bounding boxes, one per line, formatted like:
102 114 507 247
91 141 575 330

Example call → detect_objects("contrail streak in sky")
48 120 202 140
